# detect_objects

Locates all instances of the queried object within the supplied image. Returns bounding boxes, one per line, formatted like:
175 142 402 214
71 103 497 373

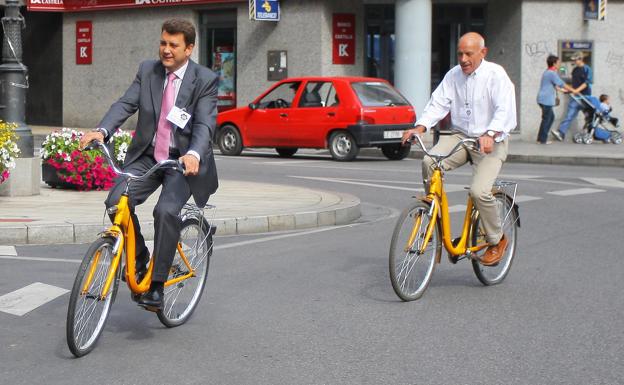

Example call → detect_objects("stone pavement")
0 180 360 245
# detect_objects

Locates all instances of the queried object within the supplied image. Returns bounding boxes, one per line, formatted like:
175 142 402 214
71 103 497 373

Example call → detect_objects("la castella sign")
28 0 245 12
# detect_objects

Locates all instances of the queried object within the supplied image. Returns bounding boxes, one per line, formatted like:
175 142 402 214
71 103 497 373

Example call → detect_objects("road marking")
515 195 542 203
290 175 470 193
548 188 605 196
0 246 17 256
448 204 467 213
581 177 624 189
291 175 421 192
0 282 69 316
0 255 81 263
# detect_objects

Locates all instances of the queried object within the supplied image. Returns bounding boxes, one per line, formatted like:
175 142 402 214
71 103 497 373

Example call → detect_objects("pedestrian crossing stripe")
547 188 605 196
0 282 69 316
581 178 624 189
0 246 17 256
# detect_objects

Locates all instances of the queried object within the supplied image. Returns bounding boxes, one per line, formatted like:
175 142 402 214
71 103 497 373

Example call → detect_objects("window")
258 81 301 108
351 81 410 107
299 81 339 108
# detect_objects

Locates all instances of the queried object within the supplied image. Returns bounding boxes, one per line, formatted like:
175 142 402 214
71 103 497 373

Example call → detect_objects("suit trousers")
421 133 508 244
105 152 191 282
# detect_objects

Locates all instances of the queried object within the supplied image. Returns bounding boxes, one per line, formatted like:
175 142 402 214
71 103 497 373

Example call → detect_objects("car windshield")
351 82 410 107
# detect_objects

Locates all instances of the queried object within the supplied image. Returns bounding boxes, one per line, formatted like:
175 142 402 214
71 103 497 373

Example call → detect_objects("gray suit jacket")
98 59 219 207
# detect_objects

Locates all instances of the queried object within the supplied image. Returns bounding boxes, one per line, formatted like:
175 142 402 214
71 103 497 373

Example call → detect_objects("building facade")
6 0 624 141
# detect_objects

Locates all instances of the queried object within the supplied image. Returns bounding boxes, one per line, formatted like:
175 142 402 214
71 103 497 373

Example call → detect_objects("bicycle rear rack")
492 180 520 229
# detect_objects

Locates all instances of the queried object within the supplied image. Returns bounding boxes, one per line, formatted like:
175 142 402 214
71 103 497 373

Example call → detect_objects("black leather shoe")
138 285 164 311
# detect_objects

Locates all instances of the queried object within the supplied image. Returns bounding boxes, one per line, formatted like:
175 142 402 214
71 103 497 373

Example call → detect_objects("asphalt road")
1 149 623 385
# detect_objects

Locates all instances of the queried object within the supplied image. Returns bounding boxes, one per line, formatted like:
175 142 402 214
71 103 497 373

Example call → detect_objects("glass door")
199 12 237 112
365 5 395 84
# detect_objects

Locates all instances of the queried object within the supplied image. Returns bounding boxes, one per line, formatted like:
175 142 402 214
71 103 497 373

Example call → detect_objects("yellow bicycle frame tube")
164 243 195 287
423 169 488 258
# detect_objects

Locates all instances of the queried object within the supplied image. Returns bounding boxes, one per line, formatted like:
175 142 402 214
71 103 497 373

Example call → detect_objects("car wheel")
275 148 298 157
218 125 243 156
328 131 359 161
381 143 411 160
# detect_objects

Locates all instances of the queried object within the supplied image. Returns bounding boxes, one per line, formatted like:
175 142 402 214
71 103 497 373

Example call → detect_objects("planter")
42 161 77 189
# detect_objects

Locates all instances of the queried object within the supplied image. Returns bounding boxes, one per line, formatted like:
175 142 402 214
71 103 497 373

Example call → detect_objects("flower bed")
0 121 20 185
41 128 133 191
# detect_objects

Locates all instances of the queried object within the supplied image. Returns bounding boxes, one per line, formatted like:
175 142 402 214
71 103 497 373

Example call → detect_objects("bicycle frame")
416 168 489 259
405 136 489 261
79 142 197 300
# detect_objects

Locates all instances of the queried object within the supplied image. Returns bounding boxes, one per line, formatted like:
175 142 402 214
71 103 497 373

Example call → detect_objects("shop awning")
27 0 245 12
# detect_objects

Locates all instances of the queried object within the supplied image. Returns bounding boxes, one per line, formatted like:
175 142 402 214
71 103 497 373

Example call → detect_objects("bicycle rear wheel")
66 236 119 357
471 193 518 285
389 200 441 301
157 217 213 327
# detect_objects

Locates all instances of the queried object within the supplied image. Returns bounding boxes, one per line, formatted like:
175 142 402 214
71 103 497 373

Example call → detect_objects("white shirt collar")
168 60 189 80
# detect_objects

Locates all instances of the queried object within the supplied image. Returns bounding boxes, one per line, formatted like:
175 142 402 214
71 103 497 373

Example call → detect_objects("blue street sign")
249 0 280 22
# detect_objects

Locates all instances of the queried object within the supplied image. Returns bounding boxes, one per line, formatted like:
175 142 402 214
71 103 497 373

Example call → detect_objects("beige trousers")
421 133 509 244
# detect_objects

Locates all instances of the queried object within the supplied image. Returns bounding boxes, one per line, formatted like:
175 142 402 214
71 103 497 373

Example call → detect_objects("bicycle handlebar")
84 140 185 181
409 134 479 163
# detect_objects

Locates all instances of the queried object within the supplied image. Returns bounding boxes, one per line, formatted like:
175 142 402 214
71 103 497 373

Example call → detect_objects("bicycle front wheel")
66 236 119 357
157 217 213 327
471 193 518 285
389 200 441 301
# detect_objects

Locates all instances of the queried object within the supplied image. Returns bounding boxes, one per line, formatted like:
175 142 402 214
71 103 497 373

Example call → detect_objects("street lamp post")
0 0 32 157
0 0 39 196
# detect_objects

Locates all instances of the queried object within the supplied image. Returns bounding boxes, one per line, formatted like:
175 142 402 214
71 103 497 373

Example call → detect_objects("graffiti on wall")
525 41 552 57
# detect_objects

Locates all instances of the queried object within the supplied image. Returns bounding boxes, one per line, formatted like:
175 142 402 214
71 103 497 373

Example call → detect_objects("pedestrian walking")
552 52 592 141
536 55 574 144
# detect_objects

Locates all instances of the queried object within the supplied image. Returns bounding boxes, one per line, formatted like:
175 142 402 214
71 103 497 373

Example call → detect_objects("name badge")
167 106 192 129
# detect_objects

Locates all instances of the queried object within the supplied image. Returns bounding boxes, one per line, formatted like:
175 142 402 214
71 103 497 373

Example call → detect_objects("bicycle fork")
405 200 439 255
80 234 123 301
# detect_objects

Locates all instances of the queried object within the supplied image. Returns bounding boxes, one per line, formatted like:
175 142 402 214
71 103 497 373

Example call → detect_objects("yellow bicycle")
66 141 215 357
389 136 520 301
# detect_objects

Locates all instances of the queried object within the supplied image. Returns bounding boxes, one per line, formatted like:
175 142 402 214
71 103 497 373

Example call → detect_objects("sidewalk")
0 180 360 245
361 134 624 167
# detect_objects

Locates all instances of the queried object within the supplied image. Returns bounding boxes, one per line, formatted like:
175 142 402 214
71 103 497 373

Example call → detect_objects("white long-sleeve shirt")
415 59 517 138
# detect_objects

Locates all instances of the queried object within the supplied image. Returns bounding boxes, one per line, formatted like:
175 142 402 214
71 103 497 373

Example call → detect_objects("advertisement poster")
213 46 236 111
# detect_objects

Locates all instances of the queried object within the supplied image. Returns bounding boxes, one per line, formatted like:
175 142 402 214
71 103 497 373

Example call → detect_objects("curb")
0 192 361 246
357 148 624 167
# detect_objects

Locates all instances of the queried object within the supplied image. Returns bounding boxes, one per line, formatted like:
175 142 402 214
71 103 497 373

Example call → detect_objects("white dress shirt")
415 59 517 138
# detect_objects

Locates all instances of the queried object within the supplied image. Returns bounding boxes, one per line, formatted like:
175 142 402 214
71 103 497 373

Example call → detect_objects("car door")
245 81 301 146
287 81 341 147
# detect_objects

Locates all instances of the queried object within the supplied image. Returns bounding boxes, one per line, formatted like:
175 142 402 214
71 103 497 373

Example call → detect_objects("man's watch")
486 130 504 143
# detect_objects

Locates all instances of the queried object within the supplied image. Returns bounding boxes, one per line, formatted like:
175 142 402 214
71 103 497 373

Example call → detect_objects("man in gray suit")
80 19 218 309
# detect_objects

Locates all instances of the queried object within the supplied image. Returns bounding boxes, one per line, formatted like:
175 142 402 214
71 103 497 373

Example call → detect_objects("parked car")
216 76 416 161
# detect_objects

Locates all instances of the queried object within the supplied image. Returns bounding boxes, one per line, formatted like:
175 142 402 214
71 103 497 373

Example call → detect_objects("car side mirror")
248 103 258 110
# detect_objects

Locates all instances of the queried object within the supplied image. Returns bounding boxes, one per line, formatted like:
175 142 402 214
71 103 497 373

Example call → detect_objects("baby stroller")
571 94 623 144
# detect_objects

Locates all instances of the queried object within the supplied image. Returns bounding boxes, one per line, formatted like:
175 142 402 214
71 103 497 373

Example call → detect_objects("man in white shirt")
401 32 516 266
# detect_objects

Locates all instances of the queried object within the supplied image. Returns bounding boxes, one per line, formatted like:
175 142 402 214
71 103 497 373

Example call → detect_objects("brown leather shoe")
481 235 508 266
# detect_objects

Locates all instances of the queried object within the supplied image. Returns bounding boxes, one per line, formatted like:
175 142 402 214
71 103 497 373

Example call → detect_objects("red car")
216 77 416 161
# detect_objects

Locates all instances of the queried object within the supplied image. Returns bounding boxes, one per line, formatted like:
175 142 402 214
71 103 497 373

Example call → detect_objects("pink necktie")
154 72 177 162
